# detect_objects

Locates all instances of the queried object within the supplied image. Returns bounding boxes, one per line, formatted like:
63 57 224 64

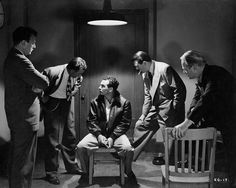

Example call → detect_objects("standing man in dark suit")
131 51 186 165
3 26 49 188
76 76 137 185
172 50 236 188
41 57 87 184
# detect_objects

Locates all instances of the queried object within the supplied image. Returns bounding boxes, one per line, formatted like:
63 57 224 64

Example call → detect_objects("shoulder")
44 64 66 75
119 95 131 106
154 61 170 72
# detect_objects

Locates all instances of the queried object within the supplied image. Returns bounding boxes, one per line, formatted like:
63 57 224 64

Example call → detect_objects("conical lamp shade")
87 0 127 26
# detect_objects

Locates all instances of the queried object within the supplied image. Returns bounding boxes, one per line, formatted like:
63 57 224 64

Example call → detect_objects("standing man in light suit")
131 51 186 165
4 26 49 188
41 57 87 185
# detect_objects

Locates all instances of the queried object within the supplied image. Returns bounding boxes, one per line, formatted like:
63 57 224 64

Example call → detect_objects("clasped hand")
172 119 193 139
98 135 114 148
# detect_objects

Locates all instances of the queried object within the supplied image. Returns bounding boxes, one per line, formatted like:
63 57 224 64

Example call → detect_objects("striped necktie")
66 76 72 101
148 72 153 85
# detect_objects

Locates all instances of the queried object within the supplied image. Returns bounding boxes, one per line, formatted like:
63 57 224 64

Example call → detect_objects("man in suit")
41 57 87 184
76 76 137 185
132 51 186 165
172 50 236 188
3 26 49 188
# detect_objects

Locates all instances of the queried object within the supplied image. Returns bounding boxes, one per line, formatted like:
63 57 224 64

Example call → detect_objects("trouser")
44 98 78 174
219 126 236 184
8 129 37 188
132 108 167 161
76 133 134 174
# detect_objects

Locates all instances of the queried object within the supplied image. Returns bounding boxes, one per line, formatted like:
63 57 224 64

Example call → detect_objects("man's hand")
71 84 82 96
32 86 43 94
172 119 194 139
98 135 108 146
106 137 114 148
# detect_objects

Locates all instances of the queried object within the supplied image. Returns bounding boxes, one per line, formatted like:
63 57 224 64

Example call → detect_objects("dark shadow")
162 41 184 72
102 46 122 67
33 53 61 71
0 141 9 177
75 176 141 188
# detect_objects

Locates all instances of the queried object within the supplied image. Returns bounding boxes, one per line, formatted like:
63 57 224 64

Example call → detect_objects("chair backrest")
164 127 217 183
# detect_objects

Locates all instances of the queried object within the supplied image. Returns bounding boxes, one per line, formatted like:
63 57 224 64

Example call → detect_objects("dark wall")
0 0 235 143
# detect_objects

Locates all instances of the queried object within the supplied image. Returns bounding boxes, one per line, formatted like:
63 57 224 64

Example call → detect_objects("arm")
165 66 186 111
15 58 49 89
187 80 220 124
141 77 152 119
174 79 221 138
87 100 103 138
187 84 201 116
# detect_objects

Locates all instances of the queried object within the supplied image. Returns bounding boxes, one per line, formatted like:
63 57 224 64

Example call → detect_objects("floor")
0 151 231 188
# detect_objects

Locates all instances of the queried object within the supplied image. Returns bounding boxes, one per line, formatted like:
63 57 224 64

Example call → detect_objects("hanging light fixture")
0 0 4 29
87 0 127 26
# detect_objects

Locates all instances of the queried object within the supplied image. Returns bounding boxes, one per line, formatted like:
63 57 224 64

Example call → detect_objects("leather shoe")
45 175 60 185
152 157 165 165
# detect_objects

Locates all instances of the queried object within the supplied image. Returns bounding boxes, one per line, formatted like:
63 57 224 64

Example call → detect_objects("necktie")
66 76 72 101
148 72 153 85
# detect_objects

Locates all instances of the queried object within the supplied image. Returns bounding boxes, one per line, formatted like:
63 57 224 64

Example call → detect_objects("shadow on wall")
33 53 62 71
162 41 184 71
102 46 122 67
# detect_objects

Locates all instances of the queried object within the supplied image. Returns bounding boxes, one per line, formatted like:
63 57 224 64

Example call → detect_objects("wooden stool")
89 147 125 185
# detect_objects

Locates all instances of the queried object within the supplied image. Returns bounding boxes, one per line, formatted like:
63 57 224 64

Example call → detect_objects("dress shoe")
152 157 165 165
126 171 138 185
67 168 86 175
45 174 60 185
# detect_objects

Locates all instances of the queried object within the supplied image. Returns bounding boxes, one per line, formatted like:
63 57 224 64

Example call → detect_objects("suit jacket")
42 64 82 97
4 48 49 131
187 64 236 129
87 91 132 140
41 64 82 124
142 61 186 127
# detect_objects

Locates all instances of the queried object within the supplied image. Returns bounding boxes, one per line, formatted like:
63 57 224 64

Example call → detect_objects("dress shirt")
105 97 113 122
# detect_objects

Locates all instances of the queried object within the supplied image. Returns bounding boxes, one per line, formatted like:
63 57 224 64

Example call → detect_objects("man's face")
69 69 85 78
133 60 147 74
99 80 112 96
181 60 197 79
23 35 36 55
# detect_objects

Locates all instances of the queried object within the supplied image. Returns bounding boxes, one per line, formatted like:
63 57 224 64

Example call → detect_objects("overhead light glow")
88 20 127 26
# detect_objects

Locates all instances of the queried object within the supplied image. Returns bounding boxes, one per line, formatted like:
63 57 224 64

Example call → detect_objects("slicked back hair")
180 50 206 68
104 76 119 91
67 57 87 71
13 26 37 45
132 51 151 65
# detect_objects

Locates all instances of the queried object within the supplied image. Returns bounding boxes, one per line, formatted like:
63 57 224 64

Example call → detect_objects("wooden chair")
89 147 125 185
161 127 217 188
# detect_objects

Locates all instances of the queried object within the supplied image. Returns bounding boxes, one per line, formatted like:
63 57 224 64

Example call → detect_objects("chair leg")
89 152 94 185
120 158 125 185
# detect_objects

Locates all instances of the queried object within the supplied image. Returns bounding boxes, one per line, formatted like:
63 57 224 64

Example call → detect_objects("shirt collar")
149 60 155 76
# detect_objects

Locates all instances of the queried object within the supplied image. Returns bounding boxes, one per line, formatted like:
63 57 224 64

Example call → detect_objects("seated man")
76 76 137 185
